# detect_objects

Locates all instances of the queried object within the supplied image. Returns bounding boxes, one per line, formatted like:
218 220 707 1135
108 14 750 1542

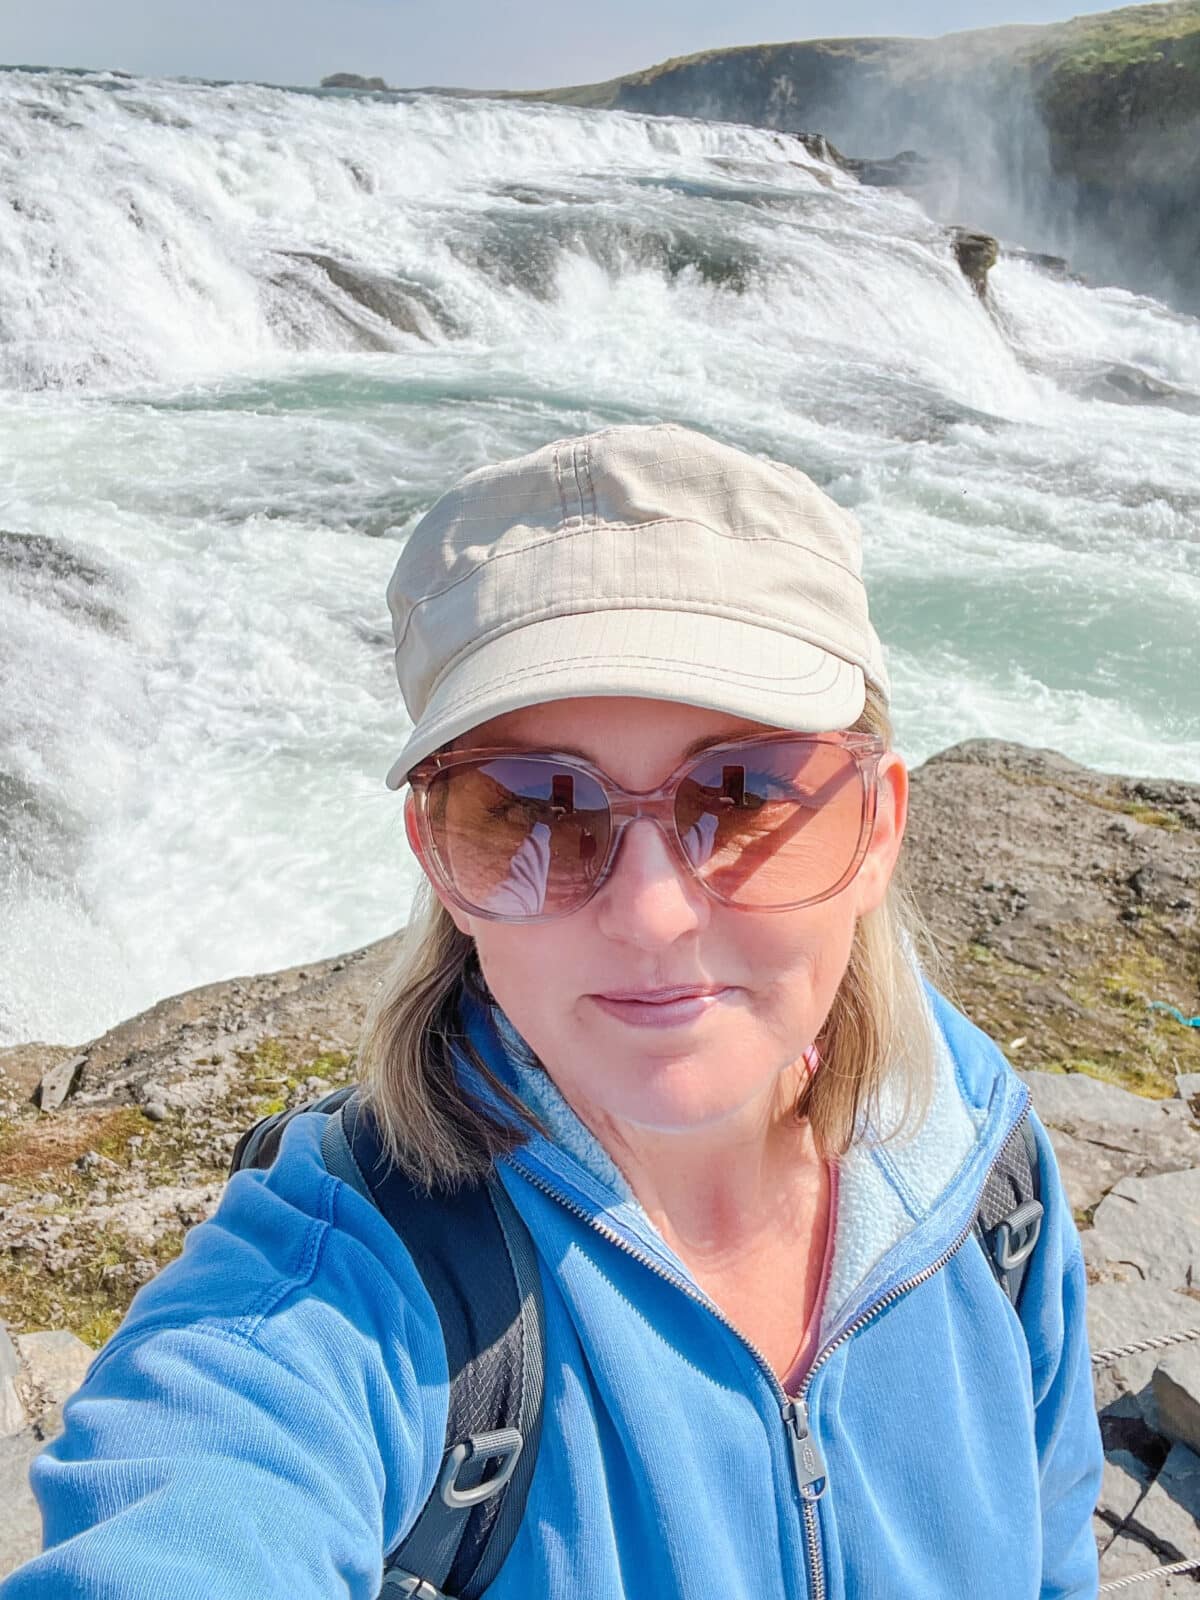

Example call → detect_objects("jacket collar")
455 968 1029 1347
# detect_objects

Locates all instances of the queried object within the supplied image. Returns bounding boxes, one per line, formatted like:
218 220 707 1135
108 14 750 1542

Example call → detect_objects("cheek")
741 897 855 981
472 922 589 1031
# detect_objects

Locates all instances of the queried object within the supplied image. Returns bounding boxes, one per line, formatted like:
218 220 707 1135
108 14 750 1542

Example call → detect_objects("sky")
4 0 1132 91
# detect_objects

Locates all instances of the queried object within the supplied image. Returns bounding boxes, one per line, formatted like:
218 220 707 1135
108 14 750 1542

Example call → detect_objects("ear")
850 751 908 918
405 793 475 936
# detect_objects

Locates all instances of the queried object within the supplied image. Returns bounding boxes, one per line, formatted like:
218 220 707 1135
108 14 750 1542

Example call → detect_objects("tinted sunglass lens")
427 758 610 918
677 741 866 907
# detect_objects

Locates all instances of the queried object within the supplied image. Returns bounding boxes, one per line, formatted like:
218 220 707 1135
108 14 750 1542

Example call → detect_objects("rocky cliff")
508 2 1200 312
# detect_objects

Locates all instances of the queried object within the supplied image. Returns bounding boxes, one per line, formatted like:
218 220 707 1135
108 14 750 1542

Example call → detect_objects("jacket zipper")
505 1095 1030 1600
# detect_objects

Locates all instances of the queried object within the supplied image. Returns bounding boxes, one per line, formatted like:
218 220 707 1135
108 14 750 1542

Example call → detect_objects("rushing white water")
1 67 1197 1048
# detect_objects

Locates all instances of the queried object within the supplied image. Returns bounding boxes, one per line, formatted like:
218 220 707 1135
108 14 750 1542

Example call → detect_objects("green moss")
987 763 1186 829
1119 803 1181 830
0 1036 360 1344
1031 5 1200 76
308 1050 353 1079
0 1222 186 1349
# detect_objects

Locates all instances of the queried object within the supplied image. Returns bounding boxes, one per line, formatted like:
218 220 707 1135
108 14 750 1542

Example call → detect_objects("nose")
592 817 710 946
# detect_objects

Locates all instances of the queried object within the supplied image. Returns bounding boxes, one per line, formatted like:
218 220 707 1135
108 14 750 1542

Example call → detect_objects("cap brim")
384 608 865 789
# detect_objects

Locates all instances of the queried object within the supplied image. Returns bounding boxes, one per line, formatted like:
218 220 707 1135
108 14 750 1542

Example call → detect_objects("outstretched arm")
0 1121 448 1599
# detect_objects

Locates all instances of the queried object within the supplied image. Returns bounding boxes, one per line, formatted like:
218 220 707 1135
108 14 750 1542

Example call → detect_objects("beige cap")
383 422 889 789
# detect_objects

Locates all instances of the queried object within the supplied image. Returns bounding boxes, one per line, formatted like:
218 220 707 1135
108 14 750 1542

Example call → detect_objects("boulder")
32 1054 85 1112
1088 1169 1200 1290
13 1331 94 1416
1086 1281 1200 1413
1023 1070 1176 1137
1021 1070 1200 1215
1046 1125 1140 1215
0 1325 24 1438
1153 1349 1200 1457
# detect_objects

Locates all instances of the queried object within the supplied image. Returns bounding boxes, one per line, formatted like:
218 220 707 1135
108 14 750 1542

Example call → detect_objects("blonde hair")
358 683 943 1192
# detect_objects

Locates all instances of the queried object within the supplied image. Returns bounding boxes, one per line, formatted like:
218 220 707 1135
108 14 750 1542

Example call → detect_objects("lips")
593 986 725 1003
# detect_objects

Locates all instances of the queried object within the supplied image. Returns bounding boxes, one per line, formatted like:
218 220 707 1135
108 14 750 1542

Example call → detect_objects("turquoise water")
1 68 1197 1046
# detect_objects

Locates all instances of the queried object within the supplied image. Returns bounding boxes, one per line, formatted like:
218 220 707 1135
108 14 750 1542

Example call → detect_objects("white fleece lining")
818 978 983 1343
491 962 983 1347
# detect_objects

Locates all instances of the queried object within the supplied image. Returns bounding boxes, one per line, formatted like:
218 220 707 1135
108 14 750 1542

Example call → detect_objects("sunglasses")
404 730 885 925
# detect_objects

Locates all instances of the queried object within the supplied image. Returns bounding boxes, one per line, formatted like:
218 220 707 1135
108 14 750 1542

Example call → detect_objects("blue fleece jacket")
1 980 1103 1598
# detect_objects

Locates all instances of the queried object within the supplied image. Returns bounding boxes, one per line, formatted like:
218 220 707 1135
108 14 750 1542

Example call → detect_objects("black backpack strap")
972 1111 1044 1311
335 1095 545 1600
230 1084 358 1172
229 1087 545 1600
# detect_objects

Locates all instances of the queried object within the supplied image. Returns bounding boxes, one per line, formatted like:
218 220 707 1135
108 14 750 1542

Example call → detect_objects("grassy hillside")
493 2 1200 309
506 2 1200 121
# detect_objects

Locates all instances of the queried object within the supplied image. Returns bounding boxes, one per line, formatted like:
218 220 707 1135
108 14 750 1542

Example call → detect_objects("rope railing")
1091 1325 1200 1368
1098 1556 1200 1592
1090 1324 1200 1589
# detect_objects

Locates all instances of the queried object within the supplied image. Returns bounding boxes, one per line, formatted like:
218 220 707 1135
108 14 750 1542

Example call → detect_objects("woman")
3 423 1103 1598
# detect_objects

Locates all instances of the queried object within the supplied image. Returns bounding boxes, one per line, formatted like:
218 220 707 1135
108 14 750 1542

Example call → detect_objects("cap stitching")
417 590 876 702
582 434 596 523
395 517 866 652
416 605 881 713
386 653 865 783
553 440 571 529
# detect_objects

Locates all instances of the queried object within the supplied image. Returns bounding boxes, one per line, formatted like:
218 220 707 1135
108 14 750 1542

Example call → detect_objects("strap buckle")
439 1428 524 1510
993 1199 1044 1273
380 1575 449 1599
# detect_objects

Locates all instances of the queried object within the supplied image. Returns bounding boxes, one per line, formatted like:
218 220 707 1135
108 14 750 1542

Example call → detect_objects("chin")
607 1063 757 1131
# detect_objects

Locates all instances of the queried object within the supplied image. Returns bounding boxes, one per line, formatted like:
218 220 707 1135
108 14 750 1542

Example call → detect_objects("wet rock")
274 252 459 345
1076 363 1200 417
951 228 999 298
792 134 936 189
1004 245 1078 282
33 1054 85 1112
319 72 387 91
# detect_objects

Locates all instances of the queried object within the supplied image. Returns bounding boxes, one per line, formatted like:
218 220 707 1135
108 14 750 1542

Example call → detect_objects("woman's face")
415 696 908 1140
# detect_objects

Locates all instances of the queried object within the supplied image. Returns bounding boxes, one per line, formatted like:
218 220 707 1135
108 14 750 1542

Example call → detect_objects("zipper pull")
782 1397 828 1501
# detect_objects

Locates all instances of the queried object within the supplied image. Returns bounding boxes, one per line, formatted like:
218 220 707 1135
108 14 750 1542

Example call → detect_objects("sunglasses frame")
404 728 887 924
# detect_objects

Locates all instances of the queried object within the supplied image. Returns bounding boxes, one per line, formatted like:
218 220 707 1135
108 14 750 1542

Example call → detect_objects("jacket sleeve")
0 1124 449 1600
1020 1109 1105 1600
